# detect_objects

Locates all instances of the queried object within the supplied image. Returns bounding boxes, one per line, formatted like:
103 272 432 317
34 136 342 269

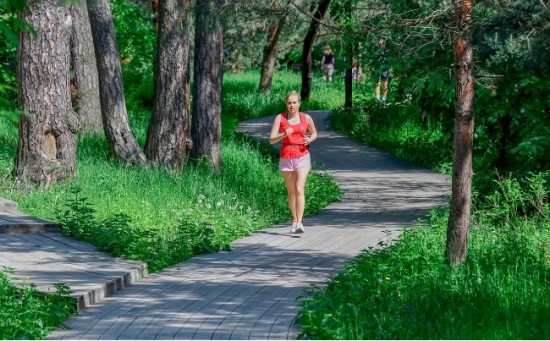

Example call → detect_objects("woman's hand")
303 137 310 145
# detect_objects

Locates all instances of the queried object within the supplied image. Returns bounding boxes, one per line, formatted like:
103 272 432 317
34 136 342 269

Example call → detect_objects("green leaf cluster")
0 267 77 340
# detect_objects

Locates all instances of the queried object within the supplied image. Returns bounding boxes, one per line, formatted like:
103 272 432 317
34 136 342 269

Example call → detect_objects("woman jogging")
269 91 318 234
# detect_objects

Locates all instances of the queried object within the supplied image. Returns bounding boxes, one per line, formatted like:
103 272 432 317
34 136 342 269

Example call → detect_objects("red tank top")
279 112 309 158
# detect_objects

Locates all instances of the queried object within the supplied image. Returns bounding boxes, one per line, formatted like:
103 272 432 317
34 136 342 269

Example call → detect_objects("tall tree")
259 0 290 93
16 0 80 188
343 0 352 109
191 0 224 170
87 0 146 164
70 0 102 133
144 0 191 169
301 0 331 100
446 0 475 266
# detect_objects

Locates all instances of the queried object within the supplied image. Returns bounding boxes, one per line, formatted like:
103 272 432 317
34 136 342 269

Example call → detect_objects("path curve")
48 110 450 340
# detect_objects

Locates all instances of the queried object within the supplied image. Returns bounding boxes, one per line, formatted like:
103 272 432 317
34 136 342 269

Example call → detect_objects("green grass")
298 195 550 339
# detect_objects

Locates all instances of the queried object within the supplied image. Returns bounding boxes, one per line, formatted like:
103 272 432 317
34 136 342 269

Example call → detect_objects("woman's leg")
281 171 298 222
327 64 334 82
294 167 311 224
382 79 389 99
375 80 381 98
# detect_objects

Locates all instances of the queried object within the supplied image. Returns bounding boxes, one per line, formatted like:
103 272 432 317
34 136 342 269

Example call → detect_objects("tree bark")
70 0 102 133
301 0 331 100
191 0 224 170
344 43 352 109
16 0 80 188
344 0 352 109
446 0 475 266
259 19 285 93
144 0 191 170
87 0 146 164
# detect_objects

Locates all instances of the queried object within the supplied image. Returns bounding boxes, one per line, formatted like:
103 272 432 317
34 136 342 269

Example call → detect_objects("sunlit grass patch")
298 174 550 340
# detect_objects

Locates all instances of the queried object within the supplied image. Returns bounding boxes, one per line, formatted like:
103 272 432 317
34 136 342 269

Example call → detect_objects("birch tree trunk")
16 0 80 188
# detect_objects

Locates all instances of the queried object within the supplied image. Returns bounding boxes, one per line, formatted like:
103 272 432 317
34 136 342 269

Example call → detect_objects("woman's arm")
305 115 318 145
269 114 292 145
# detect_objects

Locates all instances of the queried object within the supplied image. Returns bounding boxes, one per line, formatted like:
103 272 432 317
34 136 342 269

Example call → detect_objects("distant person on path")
269 91 318 234
375 38 390 102
321 44 335 82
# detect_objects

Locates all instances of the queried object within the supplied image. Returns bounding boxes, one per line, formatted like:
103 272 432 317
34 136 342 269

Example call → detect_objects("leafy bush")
0 267 77 340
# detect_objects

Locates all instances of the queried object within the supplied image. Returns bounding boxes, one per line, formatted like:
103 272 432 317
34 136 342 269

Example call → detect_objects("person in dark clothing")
375 38 390 102
321 44 335 82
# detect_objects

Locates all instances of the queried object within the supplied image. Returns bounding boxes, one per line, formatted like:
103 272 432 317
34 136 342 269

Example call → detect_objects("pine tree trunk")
16 0 80 188
87 0 146 164
344 44 353 109
344 0 353 109
70 0 102 133
191 0 224 170
446 0 475 266
144 0 191 170
259 18 285 93
301 0 331 100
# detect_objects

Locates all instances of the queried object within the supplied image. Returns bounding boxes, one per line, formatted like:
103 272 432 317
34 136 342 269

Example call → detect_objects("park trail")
0 110 450 339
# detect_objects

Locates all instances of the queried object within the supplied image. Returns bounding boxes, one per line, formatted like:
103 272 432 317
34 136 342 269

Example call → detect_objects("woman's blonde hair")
324 44 332 53
286 90 301 102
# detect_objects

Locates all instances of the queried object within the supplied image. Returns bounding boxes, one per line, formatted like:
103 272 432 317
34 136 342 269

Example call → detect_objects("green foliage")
0 1 20 107
111 0 156 112
0 267 77 340
54 185 241 271
0 113 17 193
298 173 550 340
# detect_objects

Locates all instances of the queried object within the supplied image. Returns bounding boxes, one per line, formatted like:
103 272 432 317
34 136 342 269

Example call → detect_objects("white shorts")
279 154 311 172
